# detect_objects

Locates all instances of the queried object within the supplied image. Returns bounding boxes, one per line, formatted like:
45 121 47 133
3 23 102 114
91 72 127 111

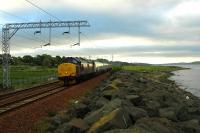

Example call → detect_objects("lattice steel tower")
2 20 90 89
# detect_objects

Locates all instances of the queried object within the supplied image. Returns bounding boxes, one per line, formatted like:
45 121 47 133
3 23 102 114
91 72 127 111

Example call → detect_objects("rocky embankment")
37 70 200 133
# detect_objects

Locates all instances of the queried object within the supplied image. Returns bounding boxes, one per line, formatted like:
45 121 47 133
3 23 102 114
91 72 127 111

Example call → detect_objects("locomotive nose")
58 63 77 77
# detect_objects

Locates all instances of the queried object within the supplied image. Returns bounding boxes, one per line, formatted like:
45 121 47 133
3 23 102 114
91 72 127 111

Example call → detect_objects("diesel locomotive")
58 57 111 86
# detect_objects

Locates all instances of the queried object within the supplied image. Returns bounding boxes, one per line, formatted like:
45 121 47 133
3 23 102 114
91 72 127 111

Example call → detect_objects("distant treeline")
0 54 110 67
0 54 149 67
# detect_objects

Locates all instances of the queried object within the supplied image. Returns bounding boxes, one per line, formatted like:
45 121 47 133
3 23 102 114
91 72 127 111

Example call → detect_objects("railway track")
0 81 64 115
0 81 60 100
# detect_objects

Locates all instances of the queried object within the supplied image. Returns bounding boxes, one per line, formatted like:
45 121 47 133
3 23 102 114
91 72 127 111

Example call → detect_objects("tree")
42 57 51 67
22 55 34 65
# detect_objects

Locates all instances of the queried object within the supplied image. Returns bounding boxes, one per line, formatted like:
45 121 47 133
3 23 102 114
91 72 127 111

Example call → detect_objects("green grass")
122 65 183 82
122 65 181 72
0 65 57 90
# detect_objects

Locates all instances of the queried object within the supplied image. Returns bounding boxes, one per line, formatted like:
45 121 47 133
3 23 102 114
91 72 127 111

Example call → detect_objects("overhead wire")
0 6 77 48
80 32 95 46
24 0 61 21
24 0 84 46
0 9 47 46
0 9 29 22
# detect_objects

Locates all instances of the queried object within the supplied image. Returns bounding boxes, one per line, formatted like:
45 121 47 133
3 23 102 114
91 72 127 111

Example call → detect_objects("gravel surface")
0 73 109 133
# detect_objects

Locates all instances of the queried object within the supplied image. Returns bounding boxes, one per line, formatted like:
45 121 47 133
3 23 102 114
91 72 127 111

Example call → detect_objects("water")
170 64 200 97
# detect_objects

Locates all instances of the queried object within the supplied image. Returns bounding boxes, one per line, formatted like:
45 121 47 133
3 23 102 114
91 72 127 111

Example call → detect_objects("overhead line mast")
2 20 90 89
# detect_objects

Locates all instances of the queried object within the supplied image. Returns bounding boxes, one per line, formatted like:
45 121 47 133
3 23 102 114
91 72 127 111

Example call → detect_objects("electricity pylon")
2 20 90 89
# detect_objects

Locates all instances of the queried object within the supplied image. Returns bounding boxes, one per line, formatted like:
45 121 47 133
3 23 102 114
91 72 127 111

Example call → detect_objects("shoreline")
35 68 200 133
170 65 200 98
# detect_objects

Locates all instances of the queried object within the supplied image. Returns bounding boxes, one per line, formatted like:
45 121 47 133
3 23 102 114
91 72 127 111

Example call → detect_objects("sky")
0 0 200 64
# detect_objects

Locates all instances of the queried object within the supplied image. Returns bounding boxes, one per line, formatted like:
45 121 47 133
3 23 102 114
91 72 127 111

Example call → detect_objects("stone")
53 123 71 133
95 97 110 109
87 108 132 133
55 118 89 133
68 118 89 131
124 106 148 122
125 95 142 106
102 129 136 133
84 109 103 126
103 84 119 91
111 79 124 87
137 77 148 84
178 119 200 133
102 89 126 100
159 107 177 121
132 117 181 133
176 105 189 121
51 116 62 127
73 102 90 118
144 100 160 117
84 99 133 125
102 90 119 101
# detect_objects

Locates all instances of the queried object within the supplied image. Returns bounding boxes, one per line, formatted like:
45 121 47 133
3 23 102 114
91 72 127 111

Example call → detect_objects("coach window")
81 64 84 70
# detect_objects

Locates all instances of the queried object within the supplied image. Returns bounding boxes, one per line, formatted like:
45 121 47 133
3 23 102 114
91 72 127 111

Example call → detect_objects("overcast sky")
0 0 200 64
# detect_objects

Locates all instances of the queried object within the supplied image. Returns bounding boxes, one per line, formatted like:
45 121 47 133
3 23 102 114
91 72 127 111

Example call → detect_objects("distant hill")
191 61 200 64
165 61 200 65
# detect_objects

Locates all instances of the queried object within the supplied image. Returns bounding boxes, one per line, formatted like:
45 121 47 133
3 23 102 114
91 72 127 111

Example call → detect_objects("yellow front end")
58 63 77 79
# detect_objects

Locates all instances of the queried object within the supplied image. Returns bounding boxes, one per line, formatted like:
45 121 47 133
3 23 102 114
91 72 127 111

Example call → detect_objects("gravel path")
0 73 109 133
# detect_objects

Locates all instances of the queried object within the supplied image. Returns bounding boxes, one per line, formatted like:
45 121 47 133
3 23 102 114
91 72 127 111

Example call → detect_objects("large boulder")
95 97 110 109
137 77 148 84
177 119 200 133
132 117 182 133
68 118 89 131
87 108 132 133
143 100 161 117
159 107 177 121
72 102 90 118
102 89 126 100
102 129 136 133
140 88 182 108
55 118 89 133
176 105 190 121
124 106 148 122
102 90 119 101
84 99 133 125
125 94 142 106
102 79 123 91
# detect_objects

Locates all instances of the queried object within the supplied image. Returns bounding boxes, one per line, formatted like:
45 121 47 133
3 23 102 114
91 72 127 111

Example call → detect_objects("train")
58 57 112 86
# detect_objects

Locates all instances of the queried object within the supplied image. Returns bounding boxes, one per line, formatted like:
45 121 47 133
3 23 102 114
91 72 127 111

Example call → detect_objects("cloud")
166 0 200 27
0 0 200 63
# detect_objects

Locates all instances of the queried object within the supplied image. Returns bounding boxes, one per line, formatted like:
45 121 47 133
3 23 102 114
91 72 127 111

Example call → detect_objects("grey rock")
176 105 189 121
102 90 119 101
178 119 200 133
53 123 71 133
137 77 148 84
95 97 110 109
159 107 177 121
132 117 182 133
102 129 136 133
87 108 132 133
51 116 62 127
55 118 89 133
72 102 90 118
68 118 89 131
124 106 148 122
144 100 160 117
102 84 118 92
125 94 142 106
84 99 133 125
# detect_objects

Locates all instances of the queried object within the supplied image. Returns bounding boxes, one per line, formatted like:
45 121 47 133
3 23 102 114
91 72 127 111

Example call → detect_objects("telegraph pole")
2 20 90 89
